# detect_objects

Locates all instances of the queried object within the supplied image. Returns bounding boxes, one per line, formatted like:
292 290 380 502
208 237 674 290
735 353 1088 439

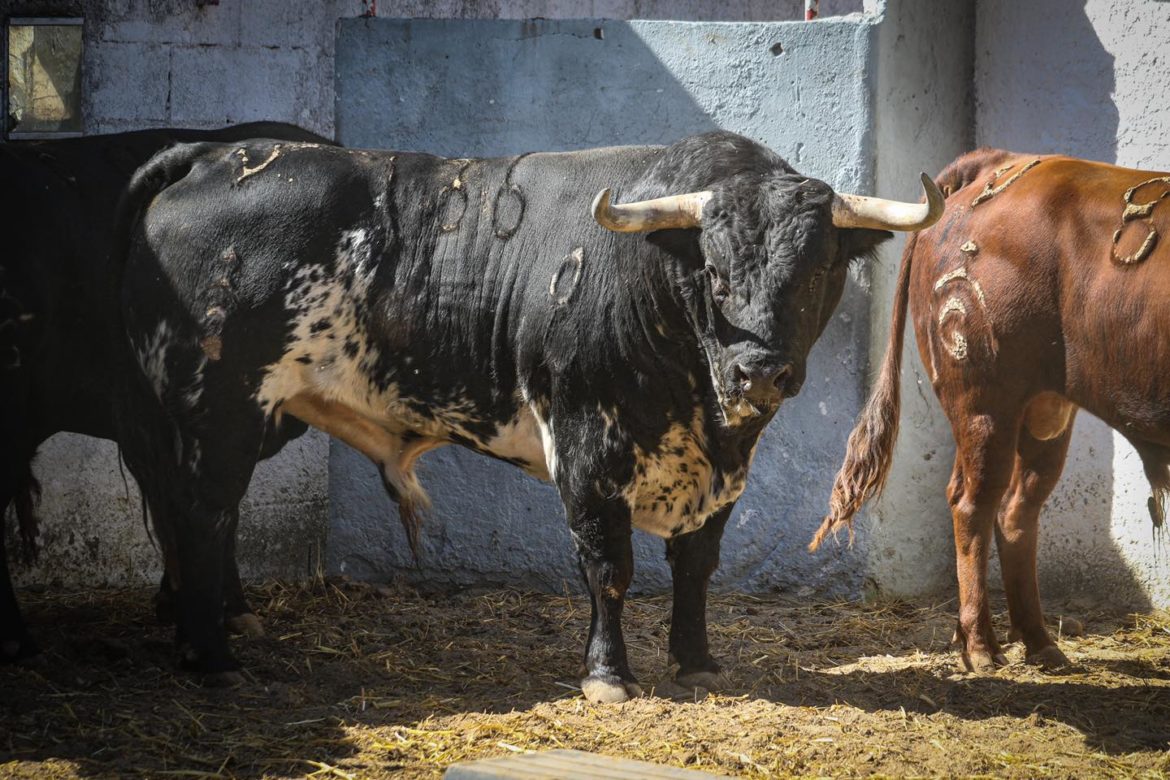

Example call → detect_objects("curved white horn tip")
591 188 612 224
920 172 945 226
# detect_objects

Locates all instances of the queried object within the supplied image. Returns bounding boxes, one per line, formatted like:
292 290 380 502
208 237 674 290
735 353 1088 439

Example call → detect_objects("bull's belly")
266 359 553 482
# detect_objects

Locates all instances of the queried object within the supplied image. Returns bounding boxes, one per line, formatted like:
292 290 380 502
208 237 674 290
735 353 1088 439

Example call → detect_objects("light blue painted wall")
331 17 882 595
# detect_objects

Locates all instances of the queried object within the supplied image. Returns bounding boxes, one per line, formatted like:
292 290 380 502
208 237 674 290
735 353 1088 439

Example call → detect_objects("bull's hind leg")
665 505 730 691
166 403 266 682
996 400 1075 669
946 407 1021 672
171 499 240 680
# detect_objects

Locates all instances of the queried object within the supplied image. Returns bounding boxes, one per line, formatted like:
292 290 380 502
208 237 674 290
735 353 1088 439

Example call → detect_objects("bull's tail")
1127 441 1170 532
810 230 919 551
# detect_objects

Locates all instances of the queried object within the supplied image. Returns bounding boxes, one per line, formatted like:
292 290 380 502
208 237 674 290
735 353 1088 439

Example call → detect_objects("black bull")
0 123 332 661
115 131 940 700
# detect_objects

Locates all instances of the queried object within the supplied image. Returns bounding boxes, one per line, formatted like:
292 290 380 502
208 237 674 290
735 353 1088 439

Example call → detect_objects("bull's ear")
840 227 893 263
647 227 703 266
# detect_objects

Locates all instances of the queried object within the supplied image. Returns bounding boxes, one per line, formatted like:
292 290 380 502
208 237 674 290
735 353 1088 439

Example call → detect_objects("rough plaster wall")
332 17 880 596
975 0 1170 609
9 434 329 588
9 0 865 138
862 0 973 599
365 0 866 21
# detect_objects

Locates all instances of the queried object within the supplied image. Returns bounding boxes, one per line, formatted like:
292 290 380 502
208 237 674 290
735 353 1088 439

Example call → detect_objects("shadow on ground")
1 583 1167 778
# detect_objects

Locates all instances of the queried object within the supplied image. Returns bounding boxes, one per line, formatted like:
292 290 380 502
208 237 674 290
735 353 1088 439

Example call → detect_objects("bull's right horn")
831 173 945 231
592 188 713 233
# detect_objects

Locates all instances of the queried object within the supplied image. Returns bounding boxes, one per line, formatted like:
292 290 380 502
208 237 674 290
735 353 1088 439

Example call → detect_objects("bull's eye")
808 268 825 292
705 263 730 304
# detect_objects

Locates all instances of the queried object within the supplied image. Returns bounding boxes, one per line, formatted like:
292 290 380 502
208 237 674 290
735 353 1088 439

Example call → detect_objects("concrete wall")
862 0 973 599
974 0 1170 609
331 16 882 595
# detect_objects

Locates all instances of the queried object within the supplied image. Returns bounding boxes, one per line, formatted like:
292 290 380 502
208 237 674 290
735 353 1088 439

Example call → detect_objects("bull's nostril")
772 364 793 389
733 364 753 390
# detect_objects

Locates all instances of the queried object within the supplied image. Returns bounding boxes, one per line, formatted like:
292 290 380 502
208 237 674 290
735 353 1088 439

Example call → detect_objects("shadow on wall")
331 17 881 597
336 19 723 156
976 1 1154 610
975 0 1118 163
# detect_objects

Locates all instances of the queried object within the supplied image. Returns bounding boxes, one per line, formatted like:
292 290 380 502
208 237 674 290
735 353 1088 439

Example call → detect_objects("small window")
5 17 83 139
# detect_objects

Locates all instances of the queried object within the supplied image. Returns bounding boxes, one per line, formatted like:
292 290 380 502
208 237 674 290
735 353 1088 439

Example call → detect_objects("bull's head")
593 161 942 426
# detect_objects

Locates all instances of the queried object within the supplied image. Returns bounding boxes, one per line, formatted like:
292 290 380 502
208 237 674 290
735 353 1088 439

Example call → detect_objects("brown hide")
818 149 1170 672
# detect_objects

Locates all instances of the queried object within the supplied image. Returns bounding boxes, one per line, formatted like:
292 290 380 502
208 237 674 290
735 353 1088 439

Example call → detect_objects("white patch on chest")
622 407 748 538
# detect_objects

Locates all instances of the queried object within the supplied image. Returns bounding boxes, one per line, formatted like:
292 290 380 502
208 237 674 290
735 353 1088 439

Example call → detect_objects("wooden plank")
444 749 729 779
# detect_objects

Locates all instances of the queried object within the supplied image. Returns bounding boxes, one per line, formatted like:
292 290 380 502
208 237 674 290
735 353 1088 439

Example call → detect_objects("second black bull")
115 131 941 701
0 123 333 661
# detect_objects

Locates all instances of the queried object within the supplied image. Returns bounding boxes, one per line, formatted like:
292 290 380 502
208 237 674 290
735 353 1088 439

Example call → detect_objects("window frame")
4 15 85 140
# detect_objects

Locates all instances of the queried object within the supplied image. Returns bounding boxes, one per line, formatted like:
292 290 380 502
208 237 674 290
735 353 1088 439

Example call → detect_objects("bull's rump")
914 155 1170 441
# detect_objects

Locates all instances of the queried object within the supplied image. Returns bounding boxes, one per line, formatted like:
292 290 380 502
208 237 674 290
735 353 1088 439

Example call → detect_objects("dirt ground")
1 579 1167 779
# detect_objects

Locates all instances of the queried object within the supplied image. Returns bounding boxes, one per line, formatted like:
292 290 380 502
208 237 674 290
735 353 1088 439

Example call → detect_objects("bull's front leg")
665 505 731 691
561 486 641 704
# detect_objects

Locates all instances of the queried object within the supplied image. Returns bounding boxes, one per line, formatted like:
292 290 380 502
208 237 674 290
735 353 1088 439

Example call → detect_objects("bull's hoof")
1026 644 1071 670
226 613 264 638
179 643 242 680
675 670 730 692
581 675 643 704
202 670 246 688
0 635 39 662
959 649 1007 673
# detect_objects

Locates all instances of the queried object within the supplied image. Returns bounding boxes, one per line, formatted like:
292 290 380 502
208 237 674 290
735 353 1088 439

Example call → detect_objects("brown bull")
812 148 1170 671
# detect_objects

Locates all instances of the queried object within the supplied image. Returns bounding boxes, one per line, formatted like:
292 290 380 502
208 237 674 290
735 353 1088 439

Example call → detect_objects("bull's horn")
592 188 713 233
831 173 945 231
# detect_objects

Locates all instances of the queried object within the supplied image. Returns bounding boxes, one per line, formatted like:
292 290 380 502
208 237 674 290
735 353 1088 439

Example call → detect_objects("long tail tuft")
1132 442 1170 532
810 232 919 551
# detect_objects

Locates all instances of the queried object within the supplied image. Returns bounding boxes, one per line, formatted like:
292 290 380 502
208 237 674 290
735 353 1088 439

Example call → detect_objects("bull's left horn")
592 188 713 233
831 173 945 231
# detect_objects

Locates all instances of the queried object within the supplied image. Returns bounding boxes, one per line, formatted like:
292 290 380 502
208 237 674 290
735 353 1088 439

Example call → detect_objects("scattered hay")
1 579 1167 778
